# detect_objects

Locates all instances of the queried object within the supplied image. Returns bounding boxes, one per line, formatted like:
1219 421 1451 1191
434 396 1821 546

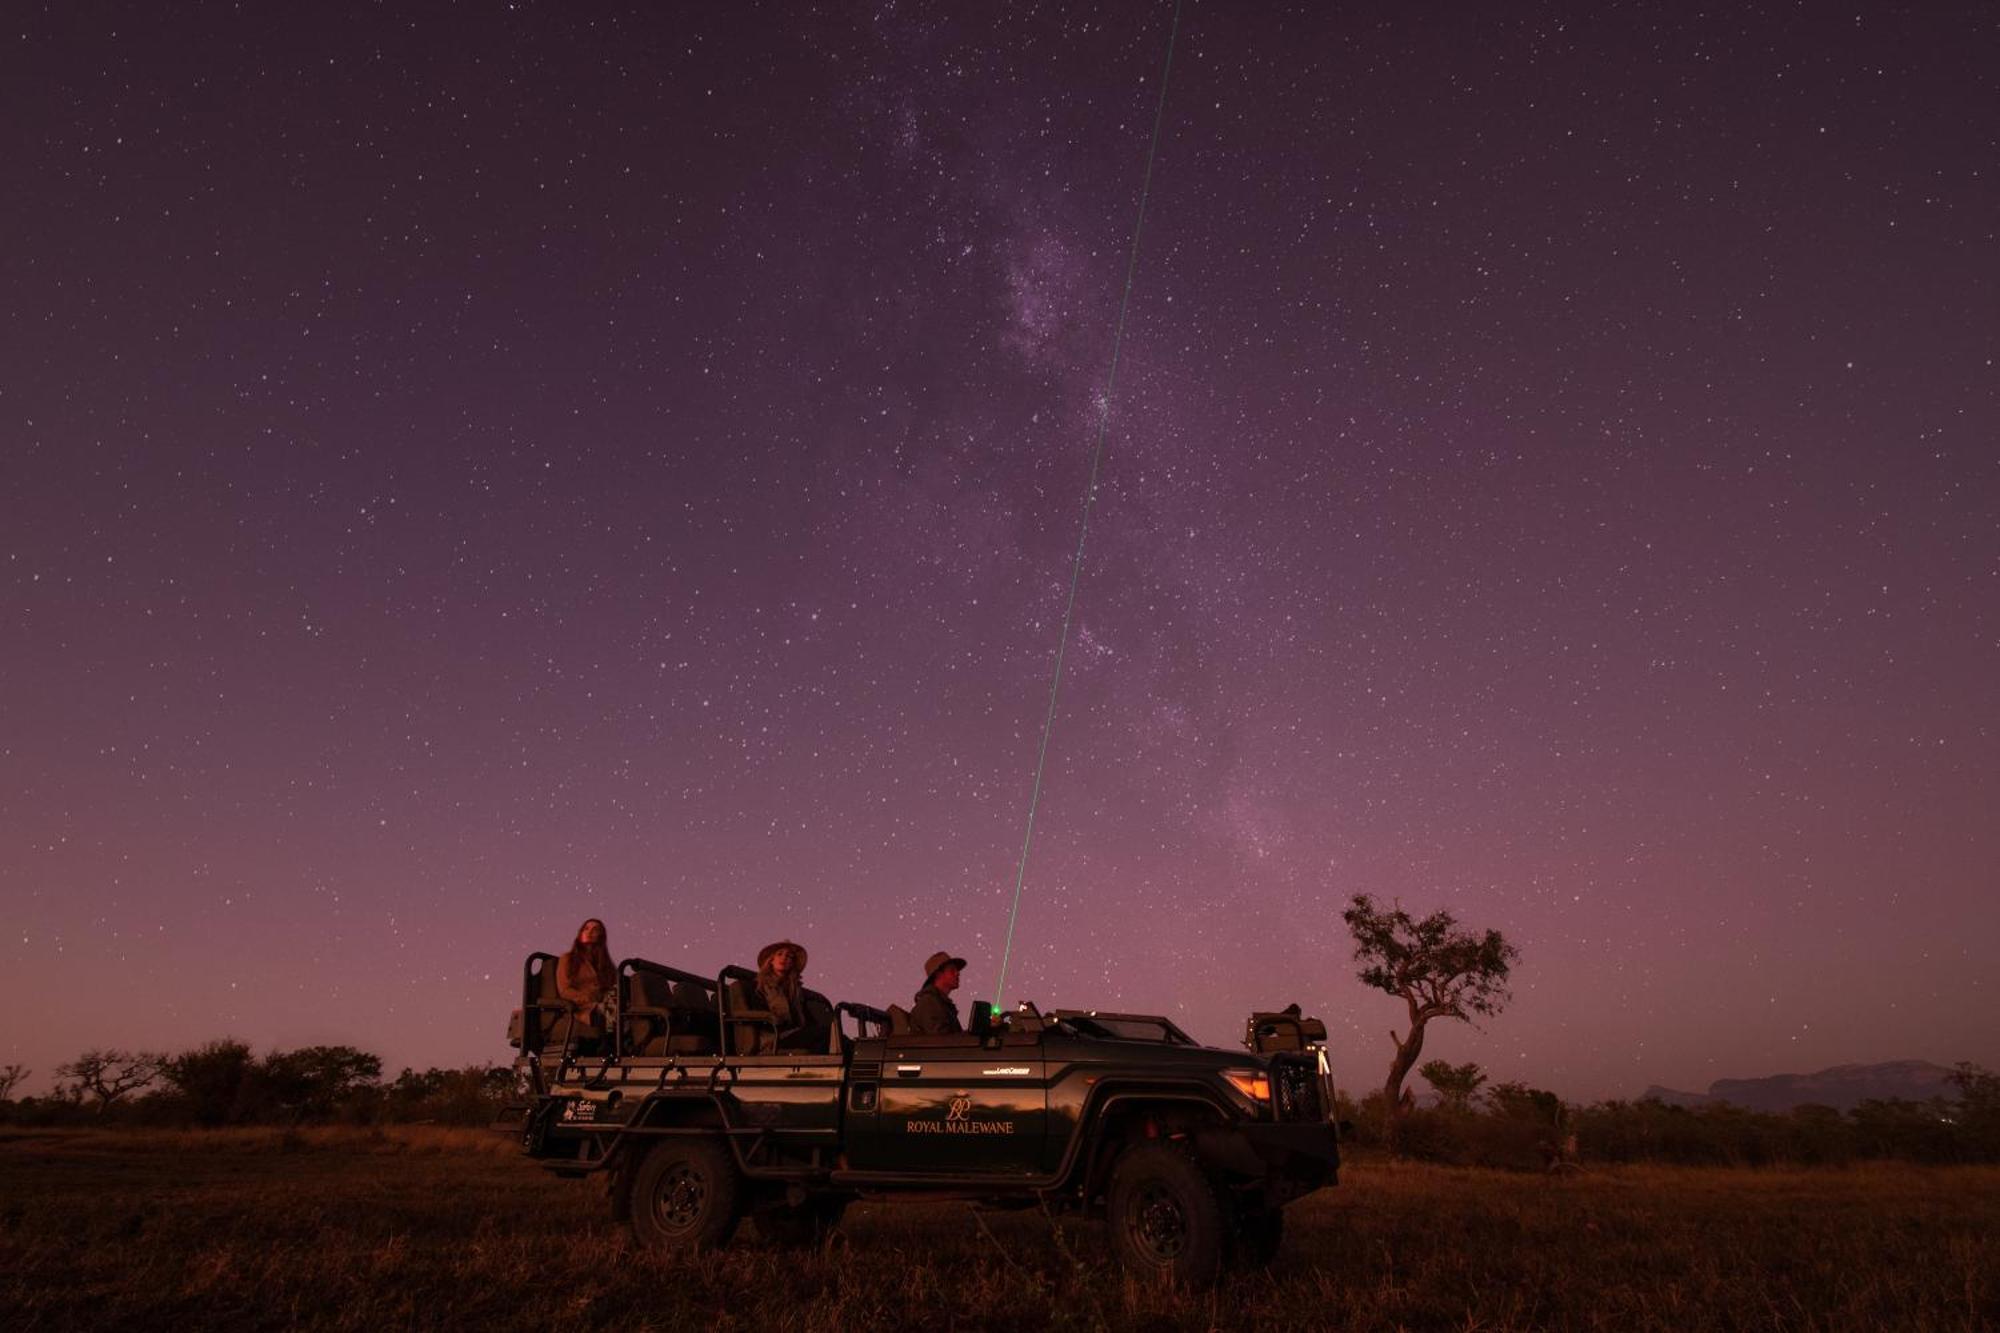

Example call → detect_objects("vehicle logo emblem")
906 1093 1014 1135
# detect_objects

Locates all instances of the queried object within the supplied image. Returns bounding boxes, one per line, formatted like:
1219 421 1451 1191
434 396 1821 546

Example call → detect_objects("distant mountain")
1639 1061 1957 1113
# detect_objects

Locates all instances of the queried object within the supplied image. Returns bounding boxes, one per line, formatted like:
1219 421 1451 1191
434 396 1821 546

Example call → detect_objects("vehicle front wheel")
629 1138 741 1253
1105 1142 1228 1288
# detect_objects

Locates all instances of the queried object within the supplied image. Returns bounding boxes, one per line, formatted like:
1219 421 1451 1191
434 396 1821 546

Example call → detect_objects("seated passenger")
910 951 966 1035
755 940 824 1052
557 918 615 1053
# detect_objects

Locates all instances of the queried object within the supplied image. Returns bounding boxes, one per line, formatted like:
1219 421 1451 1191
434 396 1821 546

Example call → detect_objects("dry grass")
1 1129 1994 1331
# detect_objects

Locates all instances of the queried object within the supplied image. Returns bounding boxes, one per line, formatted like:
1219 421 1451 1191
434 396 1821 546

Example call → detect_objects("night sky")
6 2 1996 1101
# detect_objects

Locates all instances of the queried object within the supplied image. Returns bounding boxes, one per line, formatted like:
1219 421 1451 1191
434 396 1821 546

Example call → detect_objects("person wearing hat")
755 940 808 1043
910 951 966 1035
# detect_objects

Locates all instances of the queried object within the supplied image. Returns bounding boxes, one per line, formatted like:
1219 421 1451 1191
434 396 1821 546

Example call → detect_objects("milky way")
5 2 1996 1099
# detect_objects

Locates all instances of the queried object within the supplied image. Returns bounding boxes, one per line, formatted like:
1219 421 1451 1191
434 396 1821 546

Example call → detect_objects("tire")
1232 1204 1284 1267
753 1194 848 1247
628 1138 742 1252
1105 1142 1228 1288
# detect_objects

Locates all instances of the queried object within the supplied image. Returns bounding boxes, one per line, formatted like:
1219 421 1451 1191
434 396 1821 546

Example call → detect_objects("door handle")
895 1064 922 1078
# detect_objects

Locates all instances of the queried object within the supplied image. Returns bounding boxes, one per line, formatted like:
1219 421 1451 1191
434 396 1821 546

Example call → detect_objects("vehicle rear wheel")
1233 1203 1284 1267
754 1194 848 1246
629 1138 741 1252
1105 1142 1227 1288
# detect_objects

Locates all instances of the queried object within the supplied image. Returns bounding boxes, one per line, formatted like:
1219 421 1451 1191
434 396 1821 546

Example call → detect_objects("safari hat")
758 940 808 970
923 951 967 982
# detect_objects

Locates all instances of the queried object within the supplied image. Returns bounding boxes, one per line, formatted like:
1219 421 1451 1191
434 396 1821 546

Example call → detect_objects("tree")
1485 1081 1561 1125
382 1064 513 1125
1946 1062 2000 1158
0 1064 27 1102
1419 1059 1487 1111
260 1046 382 1120
160 1039 258 1126
54 1049 162 1115
1342 894 1518 1151
1947 1062 1999 1116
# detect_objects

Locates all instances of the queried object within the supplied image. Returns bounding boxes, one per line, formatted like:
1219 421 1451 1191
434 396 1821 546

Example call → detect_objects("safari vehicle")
499 952 1340 1286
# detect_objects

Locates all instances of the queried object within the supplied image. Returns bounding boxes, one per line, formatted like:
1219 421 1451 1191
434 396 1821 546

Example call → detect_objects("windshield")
1054 1013 1196 1045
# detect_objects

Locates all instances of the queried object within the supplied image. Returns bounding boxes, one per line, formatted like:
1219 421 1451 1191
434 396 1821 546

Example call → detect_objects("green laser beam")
992 0 1184 1012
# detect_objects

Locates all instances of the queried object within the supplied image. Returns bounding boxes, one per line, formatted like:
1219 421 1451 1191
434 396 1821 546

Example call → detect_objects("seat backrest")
620 968 720 1057
530 960 569 1053
800 989 836 1054
671 979 719 1055
724 977 776 1055
620 969 663 1055
886 1003 912 1036
625 967 668 1011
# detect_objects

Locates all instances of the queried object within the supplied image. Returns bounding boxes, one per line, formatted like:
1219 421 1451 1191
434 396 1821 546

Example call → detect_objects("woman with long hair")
557 918 615 1045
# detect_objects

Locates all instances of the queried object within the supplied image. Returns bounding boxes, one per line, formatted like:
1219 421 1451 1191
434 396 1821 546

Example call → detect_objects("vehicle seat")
797 989 836 1055
624 969 717 1057
724 977 779 1055
530 962 594 1055
886 1003 912 1036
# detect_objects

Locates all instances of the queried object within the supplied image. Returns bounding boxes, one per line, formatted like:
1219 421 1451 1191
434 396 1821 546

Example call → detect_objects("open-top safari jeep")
499 952 1340 1286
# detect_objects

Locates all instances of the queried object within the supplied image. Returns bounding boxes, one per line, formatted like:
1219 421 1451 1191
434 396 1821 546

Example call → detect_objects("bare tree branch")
55 1049 163 1115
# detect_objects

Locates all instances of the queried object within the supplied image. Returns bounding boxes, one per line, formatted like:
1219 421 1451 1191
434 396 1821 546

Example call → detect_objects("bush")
1365 1065 2000 1169
159 1040 260 1126
368 1065 513 1126
22 1039 512 1130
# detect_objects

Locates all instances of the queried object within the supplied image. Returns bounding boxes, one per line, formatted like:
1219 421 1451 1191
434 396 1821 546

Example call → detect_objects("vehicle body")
498 952 1340 1285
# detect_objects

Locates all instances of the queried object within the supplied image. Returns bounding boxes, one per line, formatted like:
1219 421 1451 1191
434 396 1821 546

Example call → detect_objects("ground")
1 1127 1994 1331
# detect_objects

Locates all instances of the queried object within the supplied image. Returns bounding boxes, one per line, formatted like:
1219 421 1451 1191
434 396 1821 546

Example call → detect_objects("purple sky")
5 2 1996 1101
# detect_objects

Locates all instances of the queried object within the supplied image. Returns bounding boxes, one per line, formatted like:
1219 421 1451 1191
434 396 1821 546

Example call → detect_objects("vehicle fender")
629 1092 731 1132
1188 1124 1265 1178
609 1093 735 1220
1064 1082 1235 1197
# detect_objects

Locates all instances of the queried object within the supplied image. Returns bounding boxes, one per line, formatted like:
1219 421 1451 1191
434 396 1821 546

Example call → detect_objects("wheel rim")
652 1160 708 1233
1127 1182 1188 1263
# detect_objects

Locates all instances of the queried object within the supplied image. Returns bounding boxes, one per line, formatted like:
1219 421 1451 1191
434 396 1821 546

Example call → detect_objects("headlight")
1223 1069 1271 1102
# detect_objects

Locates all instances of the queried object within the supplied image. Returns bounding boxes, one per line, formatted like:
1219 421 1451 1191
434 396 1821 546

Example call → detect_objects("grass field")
1 1127 1994 1331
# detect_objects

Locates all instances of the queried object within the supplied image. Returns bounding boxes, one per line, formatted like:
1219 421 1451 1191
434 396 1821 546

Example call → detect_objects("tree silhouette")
0 1063 28 1101
54 1049 162 1115
160 1039 258 1125
261 1045 383 1120
1342 894 1517 1151
1419 1059 1488 1111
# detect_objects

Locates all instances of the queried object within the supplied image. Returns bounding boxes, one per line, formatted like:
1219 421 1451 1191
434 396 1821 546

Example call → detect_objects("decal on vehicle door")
906 1092 1016 1135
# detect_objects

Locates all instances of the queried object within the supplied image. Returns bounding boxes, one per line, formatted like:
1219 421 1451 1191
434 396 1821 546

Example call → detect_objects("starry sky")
5 2 1996 1101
